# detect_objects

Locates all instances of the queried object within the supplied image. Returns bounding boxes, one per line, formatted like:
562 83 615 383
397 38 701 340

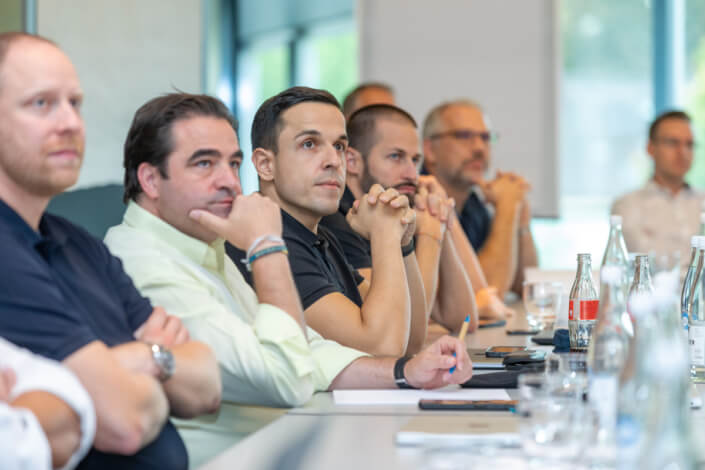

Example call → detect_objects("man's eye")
302 140 315 149
230 160 241 169
388 153 401 160
196 160 212 168
334 142 346 152
33 98 47 108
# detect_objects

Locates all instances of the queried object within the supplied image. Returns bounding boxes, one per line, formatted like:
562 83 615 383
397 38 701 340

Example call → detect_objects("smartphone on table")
485 346 527 358
418 399 518 411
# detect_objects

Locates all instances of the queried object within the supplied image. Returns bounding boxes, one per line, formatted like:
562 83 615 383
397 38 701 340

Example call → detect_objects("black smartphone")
485 346 527 358
506 328 541 335
478 319 507 329
418 399 518 411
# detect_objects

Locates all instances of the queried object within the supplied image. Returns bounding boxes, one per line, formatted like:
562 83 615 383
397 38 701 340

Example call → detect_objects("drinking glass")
518 372 590 464
522 281 562 330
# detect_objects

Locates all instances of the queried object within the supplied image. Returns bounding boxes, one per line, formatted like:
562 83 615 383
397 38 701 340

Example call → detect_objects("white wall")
357 0 559 217
37 0 203 189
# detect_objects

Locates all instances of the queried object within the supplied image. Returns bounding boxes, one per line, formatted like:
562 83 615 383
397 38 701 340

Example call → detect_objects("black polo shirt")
0 198 187 470
320 186 372 270
458 191 492 251
226 209 364 309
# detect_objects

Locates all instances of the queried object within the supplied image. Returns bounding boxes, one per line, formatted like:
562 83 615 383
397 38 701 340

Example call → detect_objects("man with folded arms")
423 100 538 297
0 33 221 469
228 87 427 356
0 337 95 469
104 92 472 467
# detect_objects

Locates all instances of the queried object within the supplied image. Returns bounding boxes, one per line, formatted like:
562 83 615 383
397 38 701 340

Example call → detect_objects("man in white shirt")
612 110 703 268
0 337 95 470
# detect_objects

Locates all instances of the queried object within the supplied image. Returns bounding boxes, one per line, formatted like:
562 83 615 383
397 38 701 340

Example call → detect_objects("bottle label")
689 325 705 367
569 299 599 320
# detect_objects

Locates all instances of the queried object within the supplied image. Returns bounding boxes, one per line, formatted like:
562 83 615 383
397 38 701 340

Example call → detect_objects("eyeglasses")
654 137 695 150
428 129 499 144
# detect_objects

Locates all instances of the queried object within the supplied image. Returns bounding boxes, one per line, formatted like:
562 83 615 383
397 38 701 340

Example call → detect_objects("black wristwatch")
401 238 415 257
148 343 175 382
394 356 417 389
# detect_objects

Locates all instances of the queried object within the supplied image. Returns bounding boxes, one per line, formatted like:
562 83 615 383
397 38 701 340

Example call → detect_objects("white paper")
333 388 511 405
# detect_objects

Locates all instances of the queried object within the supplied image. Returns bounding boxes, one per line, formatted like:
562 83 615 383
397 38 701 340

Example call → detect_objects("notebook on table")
395 414 520 446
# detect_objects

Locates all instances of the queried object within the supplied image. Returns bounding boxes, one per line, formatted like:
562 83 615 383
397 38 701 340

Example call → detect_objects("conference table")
199 308 705 470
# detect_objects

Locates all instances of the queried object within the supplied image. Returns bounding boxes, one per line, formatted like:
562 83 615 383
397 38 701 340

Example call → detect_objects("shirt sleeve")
0 403 51 470
0 256 97 361
123 257 317 408
0 338 96 470
305 328 369 390
286 238 344 310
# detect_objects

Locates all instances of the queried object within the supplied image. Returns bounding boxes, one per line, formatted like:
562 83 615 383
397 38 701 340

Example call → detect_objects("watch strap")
393 356 416 389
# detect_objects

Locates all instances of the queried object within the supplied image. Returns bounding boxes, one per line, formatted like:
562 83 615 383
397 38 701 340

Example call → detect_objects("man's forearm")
251 252 306 334
328 356 396 389
510 227 538 294
435 236 477 333
163 341 222 418
12 391 80 468
477 201 520 295
403 252 428 355
414 234 442 314
448 213 488 289
364 233 411 356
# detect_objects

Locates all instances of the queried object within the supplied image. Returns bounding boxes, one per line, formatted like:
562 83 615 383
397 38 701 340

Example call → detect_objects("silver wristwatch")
148 343 174 382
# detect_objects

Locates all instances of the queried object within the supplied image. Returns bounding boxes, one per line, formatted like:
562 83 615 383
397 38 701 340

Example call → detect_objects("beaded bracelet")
245 234 285 261
245 245 288 272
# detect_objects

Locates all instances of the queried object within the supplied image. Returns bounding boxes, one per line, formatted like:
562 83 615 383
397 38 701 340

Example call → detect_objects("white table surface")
198 305 705 470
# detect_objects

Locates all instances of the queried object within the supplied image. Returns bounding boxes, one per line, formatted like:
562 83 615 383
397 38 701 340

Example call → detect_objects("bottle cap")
701 212 705 224
698 236 705 250
610 215 622 226
692 236 700 248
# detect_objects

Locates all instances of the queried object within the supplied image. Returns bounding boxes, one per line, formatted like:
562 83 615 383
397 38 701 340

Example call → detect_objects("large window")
533 0 705 269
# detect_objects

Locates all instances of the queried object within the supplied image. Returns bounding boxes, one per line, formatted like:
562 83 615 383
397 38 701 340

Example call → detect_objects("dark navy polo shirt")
458 191 492 251
320 187 372 270
0 198 188 470
226 209 364 310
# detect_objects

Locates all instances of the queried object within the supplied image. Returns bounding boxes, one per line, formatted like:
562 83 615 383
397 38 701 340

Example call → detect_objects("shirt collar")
645 178 693 196
123 201 225 272
339 186 356 214
281 209 328 248
0 197 68 249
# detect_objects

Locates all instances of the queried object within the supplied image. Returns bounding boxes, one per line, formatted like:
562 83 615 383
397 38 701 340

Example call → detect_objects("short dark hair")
123 93 237 202
347 104 417 161
251 86 340 154
342 82 394 118
0 32 56 88
649 110 691 141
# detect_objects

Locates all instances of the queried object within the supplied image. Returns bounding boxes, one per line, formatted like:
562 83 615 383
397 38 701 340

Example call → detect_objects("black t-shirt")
0 198 188 470
320 187 372 270
226 209 364 309
458 191 492 251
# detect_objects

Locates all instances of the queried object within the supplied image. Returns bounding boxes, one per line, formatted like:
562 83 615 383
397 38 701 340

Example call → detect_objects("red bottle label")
569 300 599 320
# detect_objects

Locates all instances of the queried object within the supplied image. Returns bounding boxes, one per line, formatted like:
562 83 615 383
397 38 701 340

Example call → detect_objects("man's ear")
252 147 275 182
137 162 162 200
647 140 655 160
345 147 364 177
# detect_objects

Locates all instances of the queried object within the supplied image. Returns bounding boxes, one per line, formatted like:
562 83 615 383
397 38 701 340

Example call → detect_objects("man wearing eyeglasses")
612 110 702 270
422 100 538 297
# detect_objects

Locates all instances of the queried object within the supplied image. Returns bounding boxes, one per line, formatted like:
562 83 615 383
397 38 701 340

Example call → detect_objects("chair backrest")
47 184 126 239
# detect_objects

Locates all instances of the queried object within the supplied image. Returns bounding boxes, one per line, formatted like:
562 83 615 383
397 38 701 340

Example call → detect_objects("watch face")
152 344 175 381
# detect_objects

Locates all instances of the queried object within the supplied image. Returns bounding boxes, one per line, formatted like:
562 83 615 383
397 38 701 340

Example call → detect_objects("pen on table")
449 314 471 374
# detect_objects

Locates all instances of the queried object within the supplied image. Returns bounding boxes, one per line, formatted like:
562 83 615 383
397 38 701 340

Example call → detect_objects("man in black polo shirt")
227 87 428 356
0 33 221 469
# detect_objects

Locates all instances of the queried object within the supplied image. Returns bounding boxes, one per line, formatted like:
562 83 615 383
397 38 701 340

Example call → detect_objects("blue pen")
449 315 470 374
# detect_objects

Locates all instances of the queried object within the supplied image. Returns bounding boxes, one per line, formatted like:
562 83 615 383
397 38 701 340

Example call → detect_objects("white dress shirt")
0 338 95 470
612 180 705 271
